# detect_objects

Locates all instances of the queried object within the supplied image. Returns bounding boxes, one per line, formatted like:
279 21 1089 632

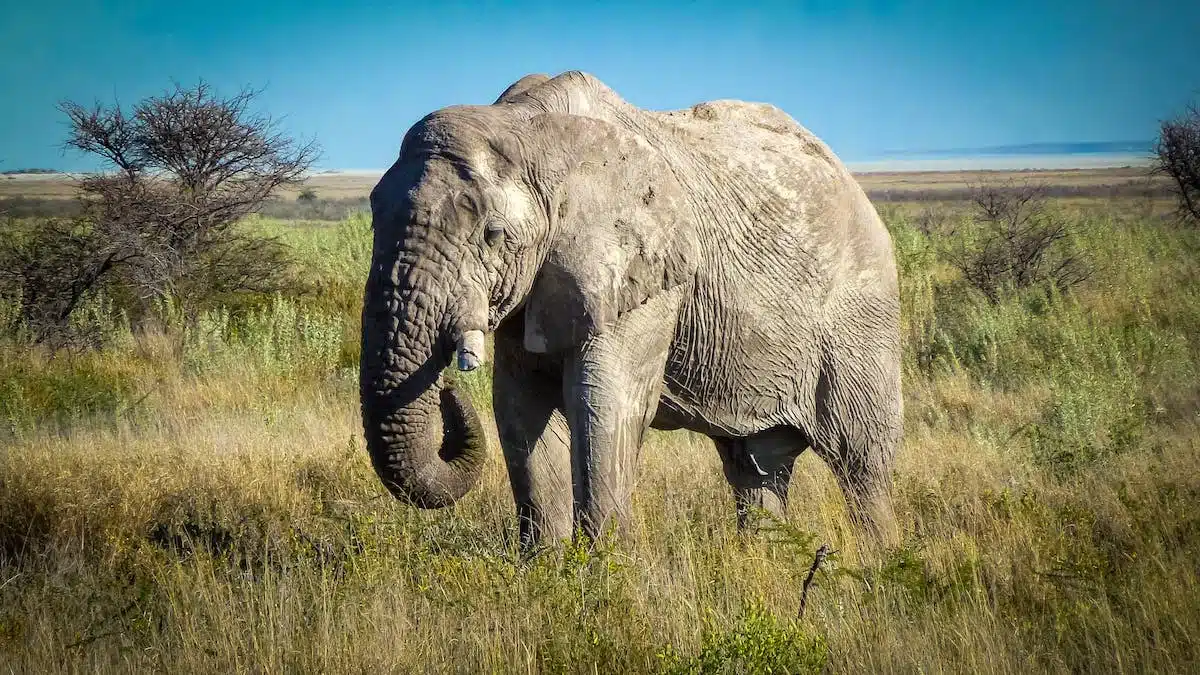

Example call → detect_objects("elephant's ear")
522 113 698 354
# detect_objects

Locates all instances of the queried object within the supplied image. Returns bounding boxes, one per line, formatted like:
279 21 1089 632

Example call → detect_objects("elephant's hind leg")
714 427 807 530
811 337 903 547
493 323 574 551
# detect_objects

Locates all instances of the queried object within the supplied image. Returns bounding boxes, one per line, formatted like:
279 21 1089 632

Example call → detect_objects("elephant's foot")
843 483 900 553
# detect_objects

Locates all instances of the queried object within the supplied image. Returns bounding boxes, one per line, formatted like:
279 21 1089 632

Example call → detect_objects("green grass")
1 198 1197 673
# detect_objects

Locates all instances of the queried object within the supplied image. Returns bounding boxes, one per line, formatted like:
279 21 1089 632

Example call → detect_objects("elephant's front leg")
493 321 574 551
563 288 684 541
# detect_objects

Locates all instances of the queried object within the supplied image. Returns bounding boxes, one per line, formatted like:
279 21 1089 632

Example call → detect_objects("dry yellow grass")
853 166 1163 194
2 360 1195 673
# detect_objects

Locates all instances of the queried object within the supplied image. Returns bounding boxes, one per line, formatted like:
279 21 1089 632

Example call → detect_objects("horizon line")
4 151 1156 179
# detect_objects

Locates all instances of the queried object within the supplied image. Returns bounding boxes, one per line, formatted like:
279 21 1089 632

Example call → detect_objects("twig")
798 544 832 620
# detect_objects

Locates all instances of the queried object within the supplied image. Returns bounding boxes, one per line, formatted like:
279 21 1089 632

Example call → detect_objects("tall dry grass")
1 198 1198 673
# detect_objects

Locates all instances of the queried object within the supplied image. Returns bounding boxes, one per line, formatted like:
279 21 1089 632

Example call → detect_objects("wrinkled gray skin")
361 71 902 550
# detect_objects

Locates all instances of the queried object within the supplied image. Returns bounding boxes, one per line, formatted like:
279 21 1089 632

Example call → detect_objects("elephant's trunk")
359 260 486 509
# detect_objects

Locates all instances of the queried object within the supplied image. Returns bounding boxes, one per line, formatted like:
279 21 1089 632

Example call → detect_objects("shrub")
658 603 829 674
0 82 319 348
0 217 126 348
1152 101 1200 225
946 181 1091 303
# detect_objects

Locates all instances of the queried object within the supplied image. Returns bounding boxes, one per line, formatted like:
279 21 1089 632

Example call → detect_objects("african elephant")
360 71 902 550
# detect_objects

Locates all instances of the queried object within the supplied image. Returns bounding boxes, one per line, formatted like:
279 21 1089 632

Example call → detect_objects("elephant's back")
653 100 847 181
649 99 894 295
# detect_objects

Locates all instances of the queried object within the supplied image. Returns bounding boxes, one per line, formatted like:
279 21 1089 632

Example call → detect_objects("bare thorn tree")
0 81 319 346
948 180 1091 303
1152 101 1200 225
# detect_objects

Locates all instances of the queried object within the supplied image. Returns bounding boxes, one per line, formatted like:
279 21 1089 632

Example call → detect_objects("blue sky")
2 0 1198 171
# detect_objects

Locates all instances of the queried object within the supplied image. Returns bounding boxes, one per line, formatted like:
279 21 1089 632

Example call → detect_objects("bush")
0 82 319 348
0 218 110 347
947 181 1091 303
658 603 829 674
1153 101 1200 225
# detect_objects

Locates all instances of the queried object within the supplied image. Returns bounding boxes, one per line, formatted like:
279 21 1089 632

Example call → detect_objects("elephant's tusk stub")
456 330 486 371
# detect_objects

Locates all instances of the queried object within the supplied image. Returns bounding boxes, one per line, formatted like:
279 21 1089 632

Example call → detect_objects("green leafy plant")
658 602 829 674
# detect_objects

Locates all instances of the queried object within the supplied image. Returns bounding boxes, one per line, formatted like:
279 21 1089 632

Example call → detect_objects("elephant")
359 71 903 550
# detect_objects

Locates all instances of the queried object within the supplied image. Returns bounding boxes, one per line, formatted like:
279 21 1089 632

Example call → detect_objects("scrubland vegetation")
1 186 1197 673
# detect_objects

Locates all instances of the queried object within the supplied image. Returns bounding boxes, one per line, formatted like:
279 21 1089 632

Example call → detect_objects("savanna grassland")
1 174 1198 673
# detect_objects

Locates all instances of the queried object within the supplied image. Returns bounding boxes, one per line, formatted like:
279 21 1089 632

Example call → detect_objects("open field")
2 166 1174 222
1 172 1198 672
0 171 384 200
855 166 1167 199
1 165 1172 202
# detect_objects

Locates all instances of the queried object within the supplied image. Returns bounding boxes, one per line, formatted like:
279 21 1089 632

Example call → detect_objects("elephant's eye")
484 220 506 248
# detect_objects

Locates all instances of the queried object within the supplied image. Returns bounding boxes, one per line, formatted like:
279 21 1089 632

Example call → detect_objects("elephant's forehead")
489 181 533 222
407 157 532 225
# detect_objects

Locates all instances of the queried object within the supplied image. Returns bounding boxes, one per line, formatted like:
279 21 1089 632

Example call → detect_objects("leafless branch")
947 180 1091 303
1152 101 1200 225
798 544 832 621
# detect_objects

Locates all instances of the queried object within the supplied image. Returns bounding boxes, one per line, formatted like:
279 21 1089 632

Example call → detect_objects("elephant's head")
360 73 698 508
